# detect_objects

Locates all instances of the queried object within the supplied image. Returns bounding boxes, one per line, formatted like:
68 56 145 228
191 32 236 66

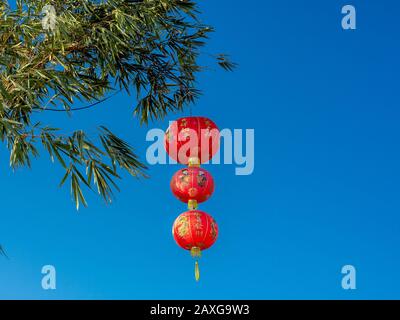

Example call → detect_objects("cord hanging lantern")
165 116 220 165
172 210 219 281
165 116 220 281
170 167 215 207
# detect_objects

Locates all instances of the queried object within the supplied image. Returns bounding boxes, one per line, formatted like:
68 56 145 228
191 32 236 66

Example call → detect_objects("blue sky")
1 0 400 299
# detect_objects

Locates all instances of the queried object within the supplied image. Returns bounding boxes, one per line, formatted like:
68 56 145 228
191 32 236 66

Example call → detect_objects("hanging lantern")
164 116 220 165
170 167 215 209
172 210 219 281
166 116 220 282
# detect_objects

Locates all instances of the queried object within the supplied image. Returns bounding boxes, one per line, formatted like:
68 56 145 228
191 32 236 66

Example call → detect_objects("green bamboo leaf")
0 0 232 211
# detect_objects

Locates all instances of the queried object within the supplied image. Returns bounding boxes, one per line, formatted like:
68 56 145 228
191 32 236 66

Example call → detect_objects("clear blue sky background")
1 0 400 299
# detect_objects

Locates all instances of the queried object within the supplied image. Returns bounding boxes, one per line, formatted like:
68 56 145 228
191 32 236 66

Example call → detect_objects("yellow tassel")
195 261 200 282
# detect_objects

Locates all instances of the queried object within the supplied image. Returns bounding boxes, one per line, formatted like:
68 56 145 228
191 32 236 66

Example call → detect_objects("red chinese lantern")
166 116 220 282
165 116 220 165
172 210 219 281
170 167 215 207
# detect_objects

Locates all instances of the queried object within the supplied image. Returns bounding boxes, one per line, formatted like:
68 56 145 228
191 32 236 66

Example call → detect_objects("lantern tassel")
191 247 201 282
195 261 200 282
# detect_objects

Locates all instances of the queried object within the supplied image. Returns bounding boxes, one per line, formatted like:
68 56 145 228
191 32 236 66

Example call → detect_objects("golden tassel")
195 261 200 282
191 247 201 282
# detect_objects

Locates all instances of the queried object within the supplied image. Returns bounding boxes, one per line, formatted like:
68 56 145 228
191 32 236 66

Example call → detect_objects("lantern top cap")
188 157 201 167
